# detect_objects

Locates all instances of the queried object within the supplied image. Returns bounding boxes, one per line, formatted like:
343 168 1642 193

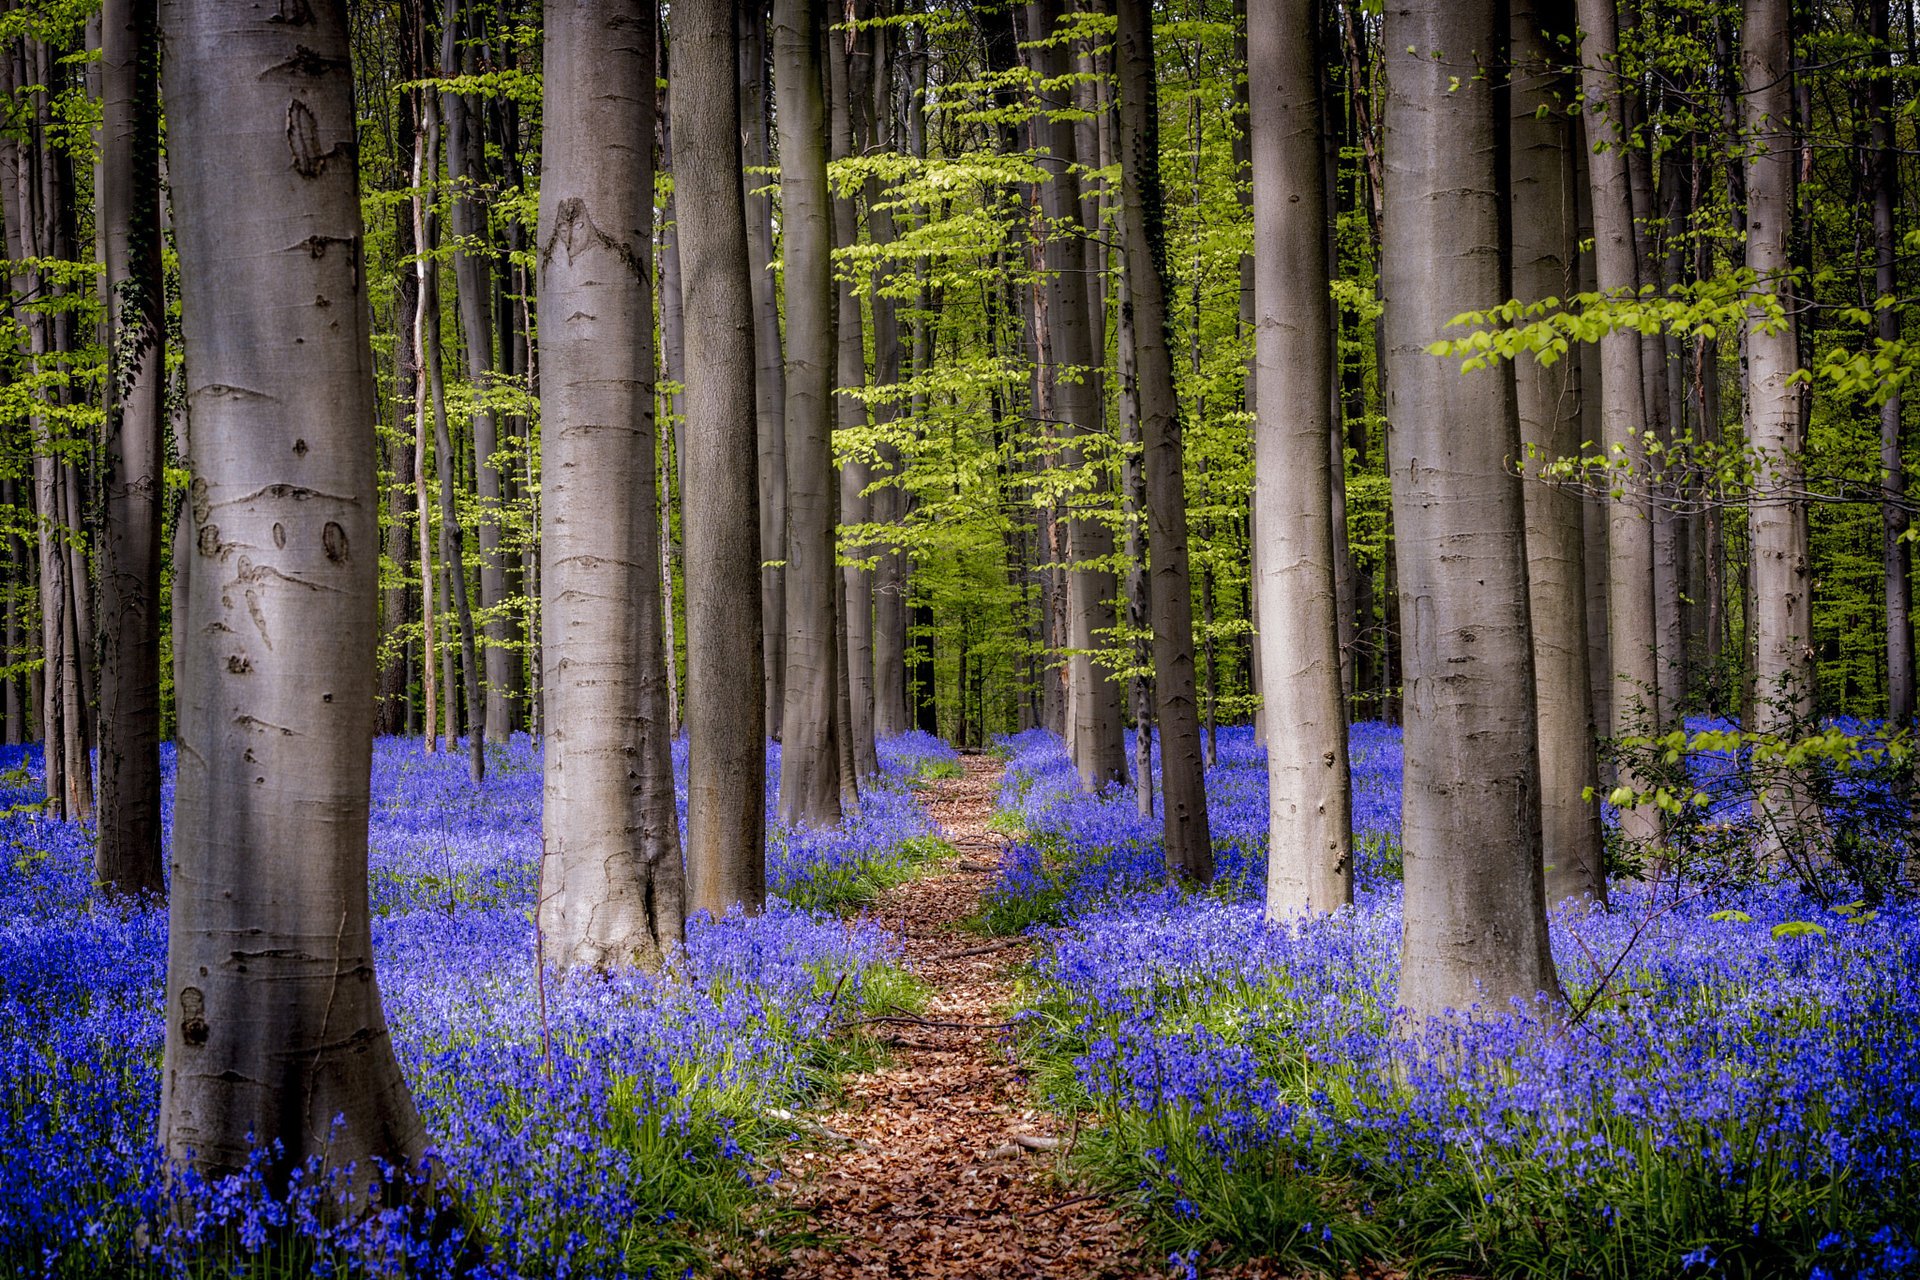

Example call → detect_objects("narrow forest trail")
774 754 1153 1279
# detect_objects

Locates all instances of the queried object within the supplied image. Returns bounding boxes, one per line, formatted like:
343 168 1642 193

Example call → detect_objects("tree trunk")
1119 265 1156 819
1510 0 1605 910
866 17 912 741
675 0 770 916
1116 0 1211 883
829 24 879 784
742 0 789 738
536 0 687 968
441 0 517 739
1741 0 1816 826
419 87 485 785
1576 0 1662 847
775 0 844 827
1384 0 1561 1022
95 0 165 897
158 0 426 1181
381 162 420 738
1871 0 1911 726
1249 0 1350 915
1031 0 1126 790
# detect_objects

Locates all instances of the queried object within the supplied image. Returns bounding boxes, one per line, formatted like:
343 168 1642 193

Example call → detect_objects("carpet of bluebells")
0 730 957 1279
993 725 1920 1279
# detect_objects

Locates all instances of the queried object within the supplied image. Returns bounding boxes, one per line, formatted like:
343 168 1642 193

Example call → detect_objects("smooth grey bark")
775 0 844 827
1871 0 1911 725
1576 0 1661 847
1115 0 1210 884
1510 0 1605 910
95 0 165 897
1249 0 1351 916
741 1 789 738
380 160 420 738
419 86 484 784
865 16 912 741
676 0 769 917
829 25 879 784
536 0 686 968
1383 0 1561 1022
441 0 518 740
1741 0 1815 805
411 107 441 755
1120 266 1156 820
158 0 426 1180
1031 0 1126 790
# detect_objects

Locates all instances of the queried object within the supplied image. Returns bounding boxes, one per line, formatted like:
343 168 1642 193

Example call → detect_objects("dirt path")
774 754 1153 1279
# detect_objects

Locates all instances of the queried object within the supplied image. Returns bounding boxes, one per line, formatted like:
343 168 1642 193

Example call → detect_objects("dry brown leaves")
745 755 1163 1280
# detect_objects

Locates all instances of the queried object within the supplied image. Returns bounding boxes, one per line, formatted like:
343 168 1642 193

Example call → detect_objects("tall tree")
1116 0 1212 884
158 0 425 1177
536 0 686 968
1576 0 1662 849
676 0 768 918
1030 0 1127 790
94 0 165 897
1384 0 1560 1021
441 0 520 740
1742 0 1815 815
1869 0 1910 727
1511 0 1605 908
1248 0 1350 915
775 0 844 827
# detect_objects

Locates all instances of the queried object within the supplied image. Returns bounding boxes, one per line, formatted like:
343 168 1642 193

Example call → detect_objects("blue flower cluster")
998 725 1920 1278
0 730 956 1278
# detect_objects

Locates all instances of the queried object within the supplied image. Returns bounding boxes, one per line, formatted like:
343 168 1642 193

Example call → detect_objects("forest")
1 0 1918 1275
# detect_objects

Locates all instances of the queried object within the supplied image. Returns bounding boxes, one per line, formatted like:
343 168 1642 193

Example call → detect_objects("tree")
536 0 686 969
676 0 768 918
776 0 844 828
94 0 165 898
1247 0 1349 915
1742 0 1816 831
1511 0 1605 908
1116 0 1212 885
157 0 425 1178
1030 0 1127 791
1383 0 1561 1022
1869 0 1909 727
1575 0 1662 849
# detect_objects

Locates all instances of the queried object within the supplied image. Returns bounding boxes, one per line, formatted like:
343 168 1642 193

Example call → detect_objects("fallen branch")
838 1013 1019 1033
1010 1133 1060 1152
930 938 1024 961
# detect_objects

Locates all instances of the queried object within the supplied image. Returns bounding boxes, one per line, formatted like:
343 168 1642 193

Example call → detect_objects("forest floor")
765 754 1154 1279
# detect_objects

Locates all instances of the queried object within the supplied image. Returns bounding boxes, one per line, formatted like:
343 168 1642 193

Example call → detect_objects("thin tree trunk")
1512 0 1605 910
1119 266 1156 818
1385 0 1560 1022
1249 0 1350 915
1577 0 1662 848
1871 0 1912 726
775 0 844 826
419 87 484 785
742 0 789 737
158 0 426 1181
441 0 517 739
1742 0 1816 836
1117 0 1211 883
866 16 912 741
537 0 687 967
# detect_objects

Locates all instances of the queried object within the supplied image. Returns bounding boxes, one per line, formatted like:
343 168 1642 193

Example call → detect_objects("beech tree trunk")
158 0 426 1180
441 0 519 740
1871 0 1911 726
741 1 789 737
1576 0 1662 848
677 0 769 917
1032 0 1127 790
1384 0 1560 1022
1116 0 1210 883
1511 0 1605 909
1249 0 1350 916
775 0 844 827
95 0 165 897
1741 0 1816 818
536 0 687 968
829 26 879 783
